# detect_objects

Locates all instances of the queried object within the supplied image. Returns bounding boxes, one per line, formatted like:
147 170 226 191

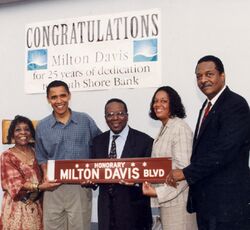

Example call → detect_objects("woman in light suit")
143 86 197 230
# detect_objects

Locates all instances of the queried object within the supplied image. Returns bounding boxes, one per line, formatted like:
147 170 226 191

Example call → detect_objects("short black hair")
46 80 70 97
105 98 128 114
197 55 224 74
149 86 186 120
7 115 35 144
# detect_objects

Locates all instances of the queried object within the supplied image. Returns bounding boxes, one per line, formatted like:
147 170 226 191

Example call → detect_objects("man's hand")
81 180 98 190
119 180 135 186
166 169 185 188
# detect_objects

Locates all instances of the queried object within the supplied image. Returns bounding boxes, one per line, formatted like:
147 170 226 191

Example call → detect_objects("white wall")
0 0 249 221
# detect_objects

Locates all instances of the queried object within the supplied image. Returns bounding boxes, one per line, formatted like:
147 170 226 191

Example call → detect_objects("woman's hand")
142 182 157 197
39 180 61 191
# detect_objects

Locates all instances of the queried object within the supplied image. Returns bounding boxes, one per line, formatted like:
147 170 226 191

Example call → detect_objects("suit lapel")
100 131 110 158
121 128 136 158
194 101 206 141
197 108 215 139
193 87 230 151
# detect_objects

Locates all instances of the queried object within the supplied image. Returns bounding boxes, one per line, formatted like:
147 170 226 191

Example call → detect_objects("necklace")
14 146 34 166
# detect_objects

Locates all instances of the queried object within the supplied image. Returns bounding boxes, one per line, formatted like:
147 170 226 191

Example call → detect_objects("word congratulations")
26 13 159 48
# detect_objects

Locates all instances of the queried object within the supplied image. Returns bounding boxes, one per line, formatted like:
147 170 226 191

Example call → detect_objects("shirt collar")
109 125 129 140
207 85 226 106
160 117 176 133
49 109 77 127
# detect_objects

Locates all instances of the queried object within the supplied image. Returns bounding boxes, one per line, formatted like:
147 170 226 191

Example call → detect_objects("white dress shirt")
108 125 129 158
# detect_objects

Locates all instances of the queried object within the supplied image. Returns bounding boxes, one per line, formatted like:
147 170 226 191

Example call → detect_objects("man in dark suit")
166 55 250 230
92 98 153 230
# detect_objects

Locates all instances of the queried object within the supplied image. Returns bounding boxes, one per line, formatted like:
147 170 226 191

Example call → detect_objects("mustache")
200 82 212 89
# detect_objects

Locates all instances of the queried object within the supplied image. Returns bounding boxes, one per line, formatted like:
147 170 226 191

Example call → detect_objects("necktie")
109 135 119 158
108 135 119 198
202 101 212 123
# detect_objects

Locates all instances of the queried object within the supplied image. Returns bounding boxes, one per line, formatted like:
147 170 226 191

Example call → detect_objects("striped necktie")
109 135 119 158
201 101 212 123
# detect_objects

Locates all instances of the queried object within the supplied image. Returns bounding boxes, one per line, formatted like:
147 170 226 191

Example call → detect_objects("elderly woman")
143 86 197 230
1 115 59 230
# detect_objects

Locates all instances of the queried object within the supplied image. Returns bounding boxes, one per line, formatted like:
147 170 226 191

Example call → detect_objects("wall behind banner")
0 0 249 222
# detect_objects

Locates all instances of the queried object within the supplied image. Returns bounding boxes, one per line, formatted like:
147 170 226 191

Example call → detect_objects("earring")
29 138 35 143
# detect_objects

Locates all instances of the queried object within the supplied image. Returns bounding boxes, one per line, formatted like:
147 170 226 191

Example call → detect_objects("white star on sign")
75 164 79 168
131 162 135 167
85 163 89 168
142 162 147 167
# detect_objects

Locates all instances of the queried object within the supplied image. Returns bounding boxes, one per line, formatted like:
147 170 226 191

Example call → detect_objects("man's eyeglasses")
105 112 128 120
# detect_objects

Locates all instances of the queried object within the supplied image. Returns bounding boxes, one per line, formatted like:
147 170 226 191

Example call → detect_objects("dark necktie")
202 101 212 123
109 135 119 158
108 134 119 226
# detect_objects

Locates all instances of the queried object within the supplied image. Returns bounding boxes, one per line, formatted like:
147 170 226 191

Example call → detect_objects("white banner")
25 9 161 94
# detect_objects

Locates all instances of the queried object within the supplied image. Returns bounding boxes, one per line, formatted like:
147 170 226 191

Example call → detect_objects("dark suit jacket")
92 127 153 230
183 87 250 222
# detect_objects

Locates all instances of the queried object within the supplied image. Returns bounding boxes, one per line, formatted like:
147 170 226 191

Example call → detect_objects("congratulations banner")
25 9 161 94
47 157 171 183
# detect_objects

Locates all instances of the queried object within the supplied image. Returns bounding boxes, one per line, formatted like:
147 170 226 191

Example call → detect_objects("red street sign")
48 157 172 183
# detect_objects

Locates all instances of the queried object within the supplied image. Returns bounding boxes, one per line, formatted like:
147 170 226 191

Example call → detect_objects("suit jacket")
151 117 193 208
92 127 153 230
183 87 250 222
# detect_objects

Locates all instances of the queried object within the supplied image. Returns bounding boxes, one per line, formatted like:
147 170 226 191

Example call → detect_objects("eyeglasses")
105 112 128 120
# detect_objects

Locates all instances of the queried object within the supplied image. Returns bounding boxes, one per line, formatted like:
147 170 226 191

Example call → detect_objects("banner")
25 9 161 94
47 157 171 183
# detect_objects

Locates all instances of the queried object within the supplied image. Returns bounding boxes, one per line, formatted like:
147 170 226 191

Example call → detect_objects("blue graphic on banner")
27 49 48 70
133 39 158 62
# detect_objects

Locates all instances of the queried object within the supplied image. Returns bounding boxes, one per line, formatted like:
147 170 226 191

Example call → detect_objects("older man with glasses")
92 98 153 230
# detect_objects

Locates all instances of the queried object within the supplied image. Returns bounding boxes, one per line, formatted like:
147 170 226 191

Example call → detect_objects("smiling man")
166 55 250 230
92 98 153 230
35 80 101 230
